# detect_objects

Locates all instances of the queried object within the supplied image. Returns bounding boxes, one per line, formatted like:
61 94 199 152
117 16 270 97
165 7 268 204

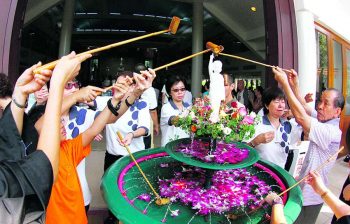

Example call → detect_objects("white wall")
294 0 350 107
295 0 350 42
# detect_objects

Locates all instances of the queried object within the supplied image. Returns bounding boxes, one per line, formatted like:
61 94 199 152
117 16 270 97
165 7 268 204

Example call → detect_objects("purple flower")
137 193 151 202
175 141 249 164
158 166 270 215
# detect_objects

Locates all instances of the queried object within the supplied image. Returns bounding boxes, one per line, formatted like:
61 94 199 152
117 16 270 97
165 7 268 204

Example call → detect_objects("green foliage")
175 101 260 143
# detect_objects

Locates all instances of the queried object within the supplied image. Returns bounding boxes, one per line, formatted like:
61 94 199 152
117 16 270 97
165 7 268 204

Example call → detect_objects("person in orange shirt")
35 69 156 224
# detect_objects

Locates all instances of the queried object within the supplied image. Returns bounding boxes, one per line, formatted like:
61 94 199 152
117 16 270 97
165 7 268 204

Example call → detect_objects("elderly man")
273 67 344 224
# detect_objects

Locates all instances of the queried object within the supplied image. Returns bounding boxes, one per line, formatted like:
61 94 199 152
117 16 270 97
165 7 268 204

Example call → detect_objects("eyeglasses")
65 82 80 90
171 88 186 93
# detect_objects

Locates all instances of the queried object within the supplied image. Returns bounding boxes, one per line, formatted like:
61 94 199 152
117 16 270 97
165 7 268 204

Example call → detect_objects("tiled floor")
86 137 349 223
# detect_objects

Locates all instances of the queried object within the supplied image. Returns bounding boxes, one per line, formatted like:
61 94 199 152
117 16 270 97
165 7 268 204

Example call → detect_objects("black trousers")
284 151 294 171
104 151 123 172
104 151 123 221
143 135 151 149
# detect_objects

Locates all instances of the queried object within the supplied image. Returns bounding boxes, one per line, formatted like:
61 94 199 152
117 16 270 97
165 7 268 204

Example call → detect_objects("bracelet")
272 197 284 206
107 99 121 117
128 132 135 138
250 141 256 147
12 98 28 109
321 190 329 199
125 96 133 107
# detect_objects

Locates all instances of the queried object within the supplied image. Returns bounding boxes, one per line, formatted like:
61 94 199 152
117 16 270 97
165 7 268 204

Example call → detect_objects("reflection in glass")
316 31 328 102
333 40 343 92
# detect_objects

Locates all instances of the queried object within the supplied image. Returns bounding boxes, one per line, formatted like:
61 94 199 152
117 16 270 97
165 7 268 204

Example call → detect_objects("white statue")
208 53 225 123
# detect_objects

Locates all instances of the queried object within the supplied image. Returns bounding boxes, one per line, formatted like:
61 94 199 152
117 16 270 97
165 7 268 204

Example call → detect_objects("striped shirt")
298 116 341 206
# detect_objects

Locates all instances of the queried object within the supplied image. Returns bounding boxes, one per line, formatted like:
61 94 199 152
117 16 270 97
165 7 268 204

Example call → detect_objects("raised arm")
61 85 105 114
37 52 91 181
11 63 52 134
35 85 104 132
208 53 214 75
273 67 311 133
82 69 156 147
81 82 129 147
287 69 314 116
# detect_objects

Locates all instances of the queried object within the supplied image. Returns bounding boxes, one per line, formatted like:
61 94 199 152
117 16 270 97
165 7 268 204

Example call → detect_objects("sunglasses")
171 87 186 93
65 82 80 90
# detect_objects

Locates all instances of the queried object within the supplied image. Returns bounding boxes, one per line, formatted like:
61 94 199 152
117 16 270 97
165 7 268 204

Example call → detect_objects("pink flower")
238 107 247 116
241 116 254 125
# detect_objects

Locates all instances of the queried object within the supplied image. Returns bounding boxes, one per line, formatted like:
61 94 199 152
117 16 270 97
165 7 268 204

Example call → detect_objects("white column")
296 9 317 108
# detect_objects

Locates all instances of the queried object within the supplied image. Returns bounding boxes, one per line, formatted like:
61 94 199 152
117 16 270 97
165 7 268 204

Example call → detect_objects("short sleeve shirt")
160 100 190 147
252 115 300 168
141 87 158 110
105 98 150 156
46 134 91 224
298 117 341 206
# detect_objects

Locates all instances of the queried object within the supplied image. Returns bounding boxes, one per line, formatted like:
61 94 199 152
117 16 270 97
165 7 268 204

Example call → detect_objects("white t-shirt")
106 98 150 155
251 115 300 168
160 100 190 146
183 90 193 106
298 116 341 206
161 85 169 104
257 108 264 117
237 90 244 104
142 87 158 110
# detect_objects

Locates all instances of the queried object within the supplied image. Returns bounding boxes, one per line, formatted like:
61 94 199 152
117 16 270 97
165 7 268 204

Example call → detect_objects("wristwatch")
272 197 283 206
107 99 121 117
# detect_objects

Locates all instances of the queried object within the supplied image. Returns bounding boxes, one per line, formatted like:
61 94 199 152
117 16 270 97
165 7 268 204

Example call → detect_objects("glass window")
316 31 328 100
333 40 343 92
346 49 350 115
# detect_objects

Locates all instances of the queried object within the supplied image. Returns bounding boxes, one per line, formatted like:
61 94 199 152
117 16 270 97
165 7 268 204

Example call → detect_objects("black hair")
134 63 147 73
255 86 264 96
223 73 234 85
0 73 13 99
262 87 285 114
165 75 187 99
117 71 133 78
326 88 345 110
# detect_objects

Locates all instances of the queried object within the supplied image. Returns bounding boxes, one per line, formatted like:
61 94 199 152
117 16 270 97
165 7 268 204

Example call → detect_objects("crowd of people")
0 51 349 224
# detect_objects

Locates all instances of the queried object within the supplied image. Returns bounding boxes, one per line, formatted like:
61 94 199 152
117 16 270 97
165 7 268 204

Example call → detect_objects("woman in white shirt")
160 76 190 146
248 87 300 169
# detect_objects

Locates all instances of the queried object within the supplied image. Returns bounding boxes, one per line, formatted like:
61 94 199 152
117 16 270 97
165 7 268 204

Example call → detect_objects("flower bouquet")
170 98 260 166
174 98 260 143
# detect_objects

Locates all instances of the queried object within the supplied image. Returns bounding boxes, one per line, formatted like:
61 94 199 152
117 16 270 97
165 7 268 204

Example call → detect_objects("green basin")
101 148 302 224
